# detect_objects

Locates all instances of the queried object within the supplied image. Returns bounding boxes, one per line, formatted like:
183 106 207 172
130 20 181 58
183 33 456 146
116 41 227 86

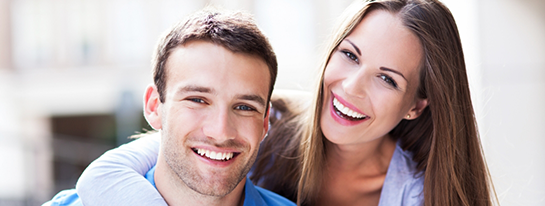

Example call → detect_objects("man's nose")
202 108 237 141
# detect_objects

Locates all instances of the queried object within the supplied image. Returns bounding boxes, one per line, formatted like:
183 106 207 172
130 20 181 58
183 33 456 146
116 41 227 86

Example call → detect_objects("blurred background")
0 0 543 205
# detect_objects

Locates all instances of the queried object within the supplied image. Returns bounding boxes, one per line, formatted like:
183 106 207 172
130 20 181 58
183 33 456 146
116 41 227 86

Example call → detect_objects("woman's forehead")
344 10 423 80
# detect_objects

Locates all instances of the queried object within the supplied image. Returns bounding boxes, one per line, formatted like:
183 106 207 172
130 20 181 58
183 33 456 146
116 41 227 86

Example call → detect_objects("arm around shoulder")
75 132 167 206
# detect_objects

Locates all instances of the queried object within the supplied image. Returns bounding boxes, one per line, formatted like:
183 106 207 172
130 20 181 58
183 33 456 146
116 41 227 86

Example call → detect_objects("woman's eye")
341 50 359 63
380 74 398 88
235 105 256 111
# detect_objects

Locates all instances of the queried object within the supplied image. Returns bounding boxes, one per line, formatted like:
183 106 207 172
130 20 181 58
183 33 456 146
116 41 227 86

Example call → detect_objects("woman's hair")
250 91 309 202
252 0 495 205
296 0 496 205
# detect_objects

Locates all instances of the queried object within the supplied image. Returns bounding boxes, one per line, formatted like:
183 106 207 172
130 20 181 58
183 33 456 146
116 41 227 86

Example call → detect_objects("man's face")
146 40 270 197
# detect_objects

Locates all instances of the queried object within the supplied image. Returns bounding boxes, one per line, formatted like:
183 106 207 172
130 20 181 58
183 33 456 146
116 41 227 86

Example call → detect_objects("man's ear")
261 103 271 142
144 84 162 130
405 98 429 120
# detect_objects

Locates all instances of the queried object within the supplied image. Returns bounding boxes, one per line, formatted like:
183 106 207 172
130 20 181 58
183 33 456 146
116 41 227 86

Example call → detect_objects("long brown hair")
252 0 496 205
250 91 309 202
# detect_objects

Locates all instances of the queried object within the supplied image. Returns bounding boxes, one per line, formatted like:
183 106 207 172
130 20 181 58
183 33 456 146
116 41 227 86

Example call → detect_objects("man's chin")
186 176 244 197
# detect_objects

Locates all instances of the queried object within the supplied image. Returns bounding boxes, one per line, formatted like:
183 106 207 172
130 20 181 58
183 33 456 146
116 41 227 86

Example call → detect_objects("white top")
378 142 424 206
76 133 165 206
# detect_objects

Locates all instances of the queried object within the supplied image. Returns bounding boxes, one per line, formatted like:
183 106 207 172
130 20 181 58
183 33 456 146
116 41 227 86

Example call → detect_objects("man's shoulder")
244 177 295 206
254 186 296 206
42 189 83 206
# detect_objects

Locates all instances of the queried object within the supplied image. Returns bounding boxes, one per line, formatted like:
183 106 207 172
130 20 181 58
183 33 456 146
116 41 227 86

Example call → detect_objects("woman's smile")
329 93 369 126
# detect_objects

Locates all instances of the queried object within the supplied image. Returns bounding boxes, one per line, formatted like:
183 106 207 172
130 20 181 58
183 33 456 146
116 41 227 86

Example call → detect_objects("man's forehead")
164 41 271 99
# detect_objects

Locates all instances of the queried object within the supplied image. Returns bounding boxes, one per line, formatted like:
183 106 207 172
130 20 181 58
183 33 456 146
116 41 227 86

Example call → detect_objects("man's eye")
341 50 359 63
235 105 256 111
189 98 205 104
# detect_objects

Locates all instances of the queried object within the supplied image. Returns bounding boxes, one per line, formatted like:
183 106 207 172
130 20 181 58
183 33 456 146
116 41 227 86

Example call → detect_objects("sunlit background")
0 0 543 205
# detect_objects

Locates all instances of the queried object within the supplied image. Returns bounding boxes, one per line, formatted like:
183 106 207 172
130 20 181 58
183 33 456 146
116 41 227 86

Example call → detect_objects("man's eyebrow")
177 85 215 94
178 85 265 107
380 66 407 81
345 39 361 56
237 94 266 108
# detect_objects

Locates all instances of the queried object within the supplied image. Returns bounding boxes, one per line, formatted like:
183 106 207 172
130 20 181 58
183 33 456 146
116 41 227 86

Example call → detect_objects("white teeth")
196 148 234 161
210 151 217 159
333 98 367 119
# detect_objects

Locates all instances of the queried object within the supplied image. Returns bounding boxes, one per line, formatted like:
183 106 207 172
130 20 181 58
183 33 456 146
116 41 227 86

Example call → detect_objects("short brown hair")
152 8 277 105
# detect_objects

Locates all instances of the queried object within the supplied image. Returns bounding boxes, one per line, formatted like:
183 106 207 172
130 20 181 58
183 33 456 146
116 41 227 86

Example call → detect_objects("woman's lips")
333 97 367 120
329 93 368 126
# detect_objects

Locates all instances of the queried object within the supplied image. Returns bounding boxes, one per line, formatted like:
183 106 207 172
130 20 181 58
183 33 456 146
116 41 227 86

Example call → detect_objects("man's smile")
192 147 241 162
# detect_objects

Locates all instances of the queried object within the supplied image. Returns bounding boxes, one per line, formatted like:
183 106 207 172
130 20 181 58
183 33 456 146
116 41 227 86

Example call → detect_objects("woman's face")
320 9 428 146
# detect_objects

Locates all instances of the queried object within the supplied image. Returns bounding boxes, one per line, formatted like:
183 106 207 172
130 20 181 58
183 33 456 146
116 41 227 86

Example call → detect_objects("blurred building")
0 0 543 205
0 0 352 205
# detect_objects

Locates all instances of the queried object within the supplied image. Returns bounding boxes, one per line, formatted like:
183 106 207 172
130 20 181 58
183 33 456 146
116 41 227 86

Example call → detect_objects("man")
44 8 294 206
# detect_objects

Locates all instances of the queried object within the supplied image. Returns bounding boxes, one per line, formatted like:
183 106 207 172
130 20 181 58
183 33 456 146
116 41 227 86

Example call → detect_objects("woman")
76 0 495 205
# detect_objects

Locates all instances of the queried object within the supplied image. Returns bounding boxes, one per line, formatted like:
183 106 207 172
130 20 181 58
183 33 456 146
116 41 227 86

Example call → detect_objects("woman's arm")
75 132 167 206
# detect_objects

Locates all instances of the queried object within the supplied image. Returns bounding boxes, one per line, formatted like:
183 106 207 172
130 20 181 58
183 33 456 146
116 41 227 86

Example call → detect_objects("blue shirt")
43 166 295 206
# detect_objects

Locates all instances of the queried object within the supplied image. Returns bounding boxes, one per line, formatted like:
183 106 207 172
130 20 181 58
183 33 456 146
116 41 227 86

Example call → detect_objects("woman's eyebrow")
345 39 361 56
380 66 407 81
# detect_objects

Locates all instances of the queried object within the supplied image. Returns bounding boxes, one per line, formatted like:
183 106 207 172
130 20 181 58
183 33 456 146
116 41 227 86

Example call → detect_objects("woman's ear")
143 84 162 130
405 98 429 120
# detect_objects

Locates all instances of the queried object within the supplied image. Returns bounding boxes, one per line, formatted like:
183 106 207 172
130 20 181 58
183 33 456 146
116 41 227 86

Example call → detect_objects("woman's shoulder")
393 143 422 176
378 142 424 206
271 89 312 101
269 89 311 128
270 89 312 114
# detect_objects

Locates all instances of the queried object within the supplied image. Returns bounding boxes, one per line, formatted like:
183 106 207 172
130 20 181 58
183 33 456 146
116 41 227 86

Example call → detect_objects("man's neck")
154 154 246 206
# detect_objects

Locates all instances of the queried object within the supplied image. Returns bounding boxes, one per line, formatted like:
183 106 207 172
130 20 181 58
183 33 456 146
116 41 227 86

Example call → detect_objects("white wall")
444 0 545 205
478 0 545 205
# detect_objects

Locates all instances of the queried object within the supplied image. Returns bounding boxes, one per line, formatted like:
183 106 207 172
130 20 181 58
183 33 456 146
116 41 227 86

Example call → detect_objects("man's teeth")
196 148 234 161
333 97 366 119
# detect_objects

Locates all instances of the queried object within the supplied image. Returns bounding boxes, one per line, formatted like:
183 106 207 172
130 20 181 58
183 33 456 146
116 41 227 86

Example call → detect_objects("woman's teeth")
333 97 367 119
196 148 234 161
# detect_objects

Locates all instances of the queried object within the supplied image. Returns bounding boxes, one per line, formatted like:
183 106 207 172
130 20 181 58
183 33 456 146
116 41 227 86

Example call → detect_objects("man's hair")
152 8 278 105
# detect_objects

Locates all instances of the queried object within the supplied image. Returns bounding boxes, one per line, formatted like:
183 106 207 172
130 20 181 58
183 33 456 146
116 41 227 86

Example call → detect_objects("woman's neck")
315 135 398 206
325 134 397 174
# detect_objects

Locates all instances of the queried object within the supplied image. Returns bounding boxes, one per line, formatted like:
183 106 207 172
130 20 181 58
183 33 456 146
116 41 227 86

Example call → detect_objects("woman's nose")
341 68 368 98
